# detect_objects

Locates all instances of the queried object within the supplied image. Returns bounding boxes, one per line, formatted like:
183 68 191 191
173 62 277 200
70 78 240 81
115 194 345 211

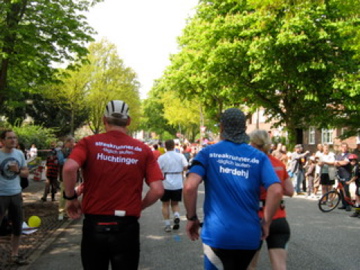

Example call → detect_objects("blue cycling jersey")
189 140 280 250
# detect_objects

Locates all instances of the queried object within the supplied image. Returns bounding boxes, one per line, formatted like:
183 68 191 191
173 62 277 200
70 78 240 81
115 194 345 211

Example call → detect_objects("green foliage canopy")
157 0 360 143
84 40 141 134
0 0 103 106
12 124 56 150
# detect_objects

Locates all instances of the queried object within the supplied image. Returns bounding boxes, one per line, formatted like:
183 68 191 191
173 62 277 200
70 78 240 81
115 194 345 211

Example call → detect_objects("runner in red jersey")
63 100 164 270
249 129 294 270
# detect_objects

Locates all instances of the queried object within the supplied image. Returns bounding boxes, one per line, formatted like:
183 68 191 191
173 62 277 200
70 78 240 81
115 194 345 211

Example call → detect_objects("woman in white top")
318 144 336 197
29 144 38 158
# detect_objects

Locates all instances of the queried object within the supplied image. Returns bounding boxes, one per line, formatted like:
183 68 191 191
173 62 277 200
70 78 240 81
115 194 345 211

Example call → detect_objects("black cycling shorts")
264 217 290 250
203 243 257 270
160 189 182 202
81 215 139 270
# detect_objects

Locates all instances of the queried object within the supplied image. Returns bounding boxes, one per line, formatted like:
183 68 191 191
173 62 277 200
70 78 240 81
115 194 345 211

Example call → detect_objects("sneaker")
40 197 46 202
11 255 29 266
173 216 180 230
58 213 64 221
164 225 171 233
338 206 346 210
349 212 359 217
346 206 352 212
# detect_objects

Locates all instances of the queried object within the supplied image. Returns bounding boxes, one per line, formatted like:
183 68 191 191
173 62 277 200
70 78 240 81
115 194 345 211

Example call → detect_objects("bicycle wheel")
318 191 341 212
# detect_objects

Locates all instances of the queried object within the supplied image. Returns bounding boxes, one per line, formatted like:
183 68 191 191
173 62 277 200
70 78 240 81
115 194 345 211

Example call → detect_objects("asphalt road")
25 184 360 270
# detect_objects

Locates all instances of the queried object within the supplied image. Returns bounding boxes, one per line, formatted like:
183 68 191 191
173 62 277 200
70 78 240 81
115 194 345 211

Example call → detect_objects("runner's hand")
186 220 201 241
261 220 270 240
65 199 82 219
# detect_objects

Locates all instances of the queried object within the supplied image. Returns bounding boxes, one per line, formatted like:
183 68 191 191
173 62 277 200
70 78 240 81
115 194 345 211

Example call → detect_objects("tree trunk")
0 59 9 105
0 0 28 105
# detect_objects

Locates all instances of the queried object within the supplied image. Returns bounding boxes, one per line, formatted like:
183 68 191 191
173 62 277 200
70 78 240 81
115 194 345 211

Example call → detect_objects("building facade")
246 108 359 153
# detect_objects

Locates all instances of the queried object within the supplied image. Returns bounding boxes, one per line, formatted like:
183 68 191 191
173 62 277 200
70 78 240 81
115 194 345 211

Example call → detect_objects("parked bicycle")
318 180 354 212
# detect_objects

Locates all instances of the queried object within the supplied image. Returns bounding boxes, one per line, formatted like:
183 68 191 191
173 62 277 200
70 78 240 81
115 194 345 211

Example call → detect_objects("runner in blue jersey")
184 108 282 270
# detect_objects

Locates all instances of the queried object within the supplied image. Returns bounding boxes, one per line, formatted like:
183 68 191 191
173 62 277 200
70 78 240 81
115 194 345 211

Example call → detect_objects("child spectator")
41 150 59 201
346 154 360 217
305 156 316 198
29 143 38 158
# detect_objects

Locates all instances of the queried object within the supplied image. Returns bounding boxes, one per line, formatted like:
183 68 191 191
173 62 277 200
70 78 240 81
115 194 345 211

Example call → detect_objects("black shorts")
320 174 335 186
0 193 23 236
203 243 257 270
82 214 140 270
264 218 290 249
160 189 182 202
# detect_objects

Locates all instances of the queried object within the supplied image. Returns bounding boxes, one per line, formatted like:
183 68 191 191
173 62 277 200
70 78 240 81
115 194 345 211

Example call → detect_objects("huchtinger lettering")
97 153 138 165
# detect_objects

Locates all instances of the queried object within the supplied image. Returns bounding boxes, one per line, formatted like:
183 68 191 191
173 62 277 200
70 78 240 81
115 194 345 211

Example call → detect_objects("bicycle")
318 180 355 212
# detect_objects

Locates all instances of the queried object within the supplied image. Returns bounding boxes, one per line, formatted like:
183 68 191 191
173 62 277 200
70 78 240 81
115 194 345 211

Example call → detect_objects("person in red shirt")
152 144 162 160
63 100 164 270
248 129 294 270
41 149 59 201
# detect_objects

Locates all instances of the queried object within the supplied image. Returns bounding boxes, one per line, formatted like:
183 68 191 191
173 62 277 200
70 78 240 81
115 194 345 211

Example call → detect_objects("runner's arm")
63 158 79 198
262 183 282 240
183 172 202 241
63 158 82 219
141 180 164 210
283 177 294 197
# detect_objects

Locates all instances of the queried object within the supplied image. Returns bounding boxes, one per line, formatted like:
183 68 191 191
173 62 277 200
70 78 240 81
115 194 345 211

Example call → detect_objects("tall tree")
144 80 201 142
159 0 360 143
141 86 178 140
43 68 90 136
0 0 103 106
84 40 141 134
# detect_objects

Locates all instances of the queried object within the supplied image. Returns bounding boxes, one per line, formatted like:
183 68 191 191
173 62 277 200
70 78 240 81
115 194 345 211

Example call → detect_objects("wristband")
186 214 198 221
63 191 78 200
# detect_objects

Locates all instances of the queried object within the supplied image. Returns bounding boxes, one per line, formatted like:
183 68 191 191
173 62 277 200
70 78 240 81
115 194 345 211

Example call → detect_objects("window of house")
309 127 315 145
321 129 333 144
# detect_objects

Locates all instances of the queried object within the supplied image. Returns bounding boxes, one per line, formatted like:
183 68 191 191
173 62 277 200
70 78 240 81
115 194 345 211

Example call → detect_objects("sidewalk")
0 173 72 270
24 217 82 270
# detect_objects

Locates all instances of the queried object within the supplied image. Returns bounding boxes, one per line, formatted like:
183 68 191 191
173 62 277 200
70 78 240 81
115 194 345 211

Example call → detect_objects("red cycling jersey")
69 130 163 217
259 155 288 220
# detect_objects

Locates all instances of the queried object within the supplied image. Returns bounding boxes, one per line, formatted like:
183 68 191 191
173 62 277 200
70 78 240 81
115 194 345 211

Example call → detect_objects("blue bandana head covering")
220 108 249 144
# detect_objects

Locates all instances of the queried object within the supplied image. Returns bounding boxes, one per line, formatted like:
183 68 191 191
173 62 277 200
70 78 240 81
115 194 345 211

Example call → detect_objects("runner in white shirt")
158 139 188 232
